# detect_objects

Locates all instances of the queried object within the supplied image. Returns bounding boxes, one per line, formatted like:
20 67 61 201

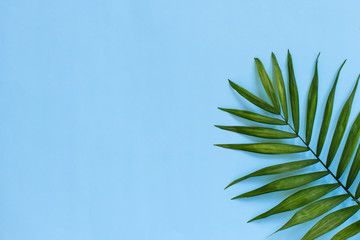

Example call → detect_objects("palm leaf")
346 143 360 188
287 50 300 133
305 53 320 144
254 58 280 112
224 159 317 189
272 53 288 121
316 60 346 155
218 108 287 125
248 183 339 222
301 205 360 240
326 75 359 167
215 125 296 139
337 111 360 181
277 194 349 232
216 51 360 239
331 220 360 240
228 80 278 114
231 171 328 199
215 143 308 154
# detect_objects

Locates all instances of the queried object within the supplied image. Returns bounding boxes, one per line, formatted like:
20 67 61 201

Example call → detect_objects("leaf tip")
247 217 257 223
337 59 347 72
267 229 280 238
231 195 241 200
254 57 260 63
214 125 225 130
224 184 231 190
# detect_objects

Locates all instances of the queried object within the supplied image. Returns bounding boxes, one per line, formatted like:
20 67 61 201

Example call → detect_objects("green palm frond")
216 51 360 239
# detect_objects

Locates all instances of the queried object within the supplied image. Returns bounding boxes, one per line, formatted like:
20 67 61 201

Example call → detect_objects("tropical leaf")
231 171 328 199
346 142 360 188
218 108 287 125
225 159 317 189
277 194 349 232
215 125 296 139
316 60 346 155
337 111 360 181
216 51 360 239
254 58 280 113
228 80 278 114
331 220 360 240
326 75 359 167
272 53 288 121
305 53 320 144
287 50 300 133
215 143 308 154
301 205 360 240
248 183 339 222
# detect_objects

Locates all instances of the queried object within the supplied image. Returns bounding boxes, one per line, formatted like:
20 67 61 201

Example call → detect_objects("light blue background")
1 0 360 239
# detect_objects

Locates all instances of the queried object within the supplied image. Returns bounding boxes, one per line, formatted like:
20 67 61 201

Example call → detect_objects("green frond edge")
216 51 360 239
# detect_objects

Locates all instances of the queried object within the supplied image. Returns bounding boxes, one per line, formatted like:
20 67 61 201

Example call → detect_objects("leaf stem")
280 115 360 205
